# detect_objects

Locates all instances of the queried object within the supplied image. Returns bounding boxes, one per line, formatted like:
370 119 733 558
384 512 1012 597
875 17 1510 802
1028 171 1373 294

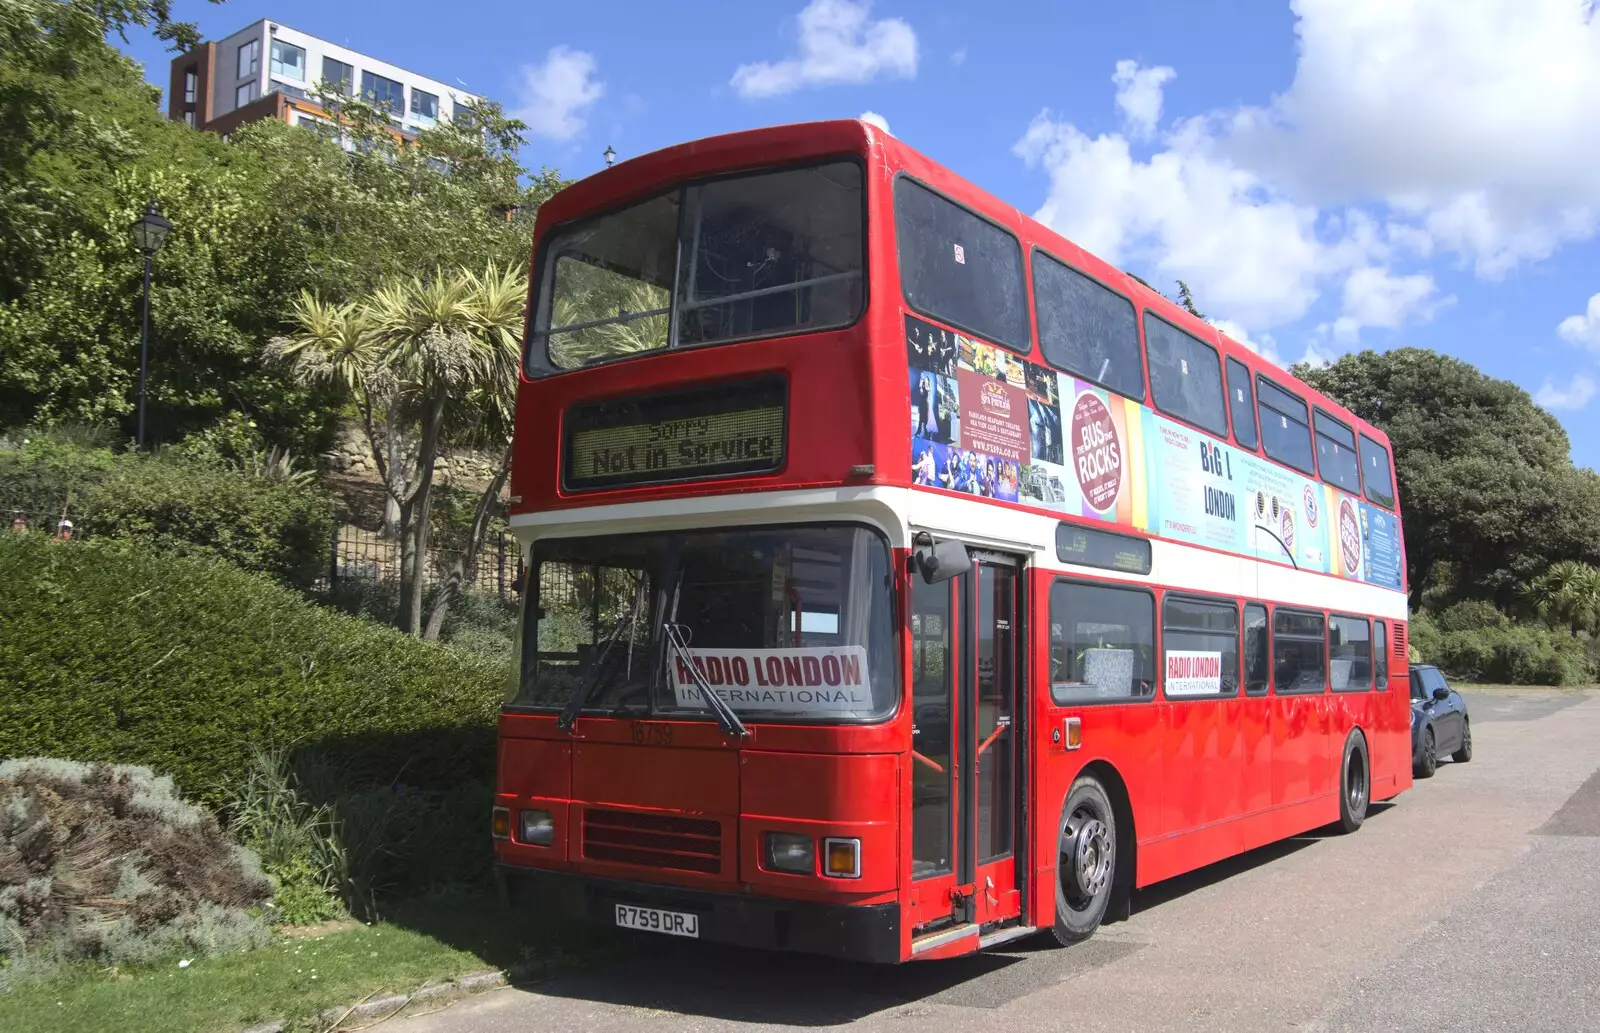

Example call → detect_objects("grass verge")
0 893 615 1033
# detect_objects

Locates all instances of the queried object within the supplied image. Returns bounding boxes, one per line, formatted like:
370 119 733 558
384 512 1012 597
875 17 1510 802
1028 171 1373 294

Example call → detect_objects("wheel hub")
1067 814 1113 898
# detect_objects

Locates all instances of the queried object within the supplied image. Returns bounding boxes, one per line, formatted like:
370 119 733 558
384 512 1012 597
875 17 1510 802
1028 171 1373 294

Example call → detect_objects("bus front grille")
581 808 723 874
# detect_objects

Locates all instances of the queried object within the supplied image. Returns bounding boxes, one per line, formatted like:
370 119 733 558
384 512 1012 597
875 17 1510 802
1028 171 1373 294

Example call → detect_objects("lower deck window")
1273 609 1326 694
1329 614 1372 691
1049 581 1155 703
1162 597 1239 698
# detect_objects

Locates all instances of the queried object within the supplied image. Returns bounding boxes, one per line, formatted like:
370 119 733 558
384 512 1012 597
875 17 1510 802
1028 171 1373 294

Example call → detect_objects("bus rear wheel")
1053 776 1117 945
1338 731 1370 834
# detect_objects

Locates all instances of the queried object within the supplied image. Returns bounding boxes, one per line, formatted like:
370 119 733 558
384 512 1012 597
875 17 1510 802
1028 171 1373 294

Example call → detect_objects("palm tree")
267 292 407 539
1526 560 1600 638
422 262 528 640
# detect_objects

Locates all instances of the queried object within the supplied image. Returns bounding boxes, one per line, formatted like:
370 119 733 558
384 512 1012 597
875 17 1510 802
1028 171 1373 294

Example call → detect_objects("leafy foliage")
0 535 508 807
1409 606 1593 686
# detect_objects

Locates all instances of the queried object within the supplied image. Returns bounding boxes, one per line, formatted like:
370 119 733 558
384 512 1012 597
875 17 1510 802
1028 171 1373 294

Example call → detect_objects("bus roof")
530 118 1391 452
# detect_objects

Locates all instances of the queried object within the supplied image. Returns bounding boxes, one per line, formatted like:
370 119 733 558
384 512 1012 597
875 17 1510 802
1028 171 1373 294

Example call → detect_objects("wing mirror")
913 534 971 585
1432 686 1450 701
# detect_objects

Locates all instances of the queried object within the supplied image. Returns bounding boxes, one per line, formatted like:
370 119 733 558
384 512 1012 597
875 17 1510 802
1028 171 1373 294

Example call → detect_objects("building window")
236 39 259 79
235 82 256 108
184 110 196 127
1161 596 1239 699
410 88 439 121
1145 313 1228 438
1047 580 1156 703
183 68 197 104
894 177 1030 353
323 57 356 96
361 70 405 116
268 81 307 100
1033 252 1144 401
270 40 306 81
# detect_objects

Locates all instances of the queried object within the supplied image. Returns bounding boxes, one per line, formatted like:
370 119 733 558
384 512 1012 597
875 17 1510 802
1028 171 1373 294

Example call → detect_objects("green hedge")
1 434 334 592
81 455 333 591
0 535 508 805
1409 606 1593 685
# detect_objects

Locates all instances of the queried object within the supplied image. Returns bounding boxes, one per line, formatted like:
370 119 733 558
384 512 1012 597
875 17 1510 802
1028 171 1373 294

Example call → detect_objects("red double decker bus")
492 119 1411 963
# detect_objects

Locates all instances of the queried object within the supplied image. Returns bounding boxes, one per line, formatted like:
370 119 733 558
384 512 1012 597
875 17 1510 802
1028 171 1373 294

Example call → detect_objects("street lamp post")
603 145 616 167
129 201 172 450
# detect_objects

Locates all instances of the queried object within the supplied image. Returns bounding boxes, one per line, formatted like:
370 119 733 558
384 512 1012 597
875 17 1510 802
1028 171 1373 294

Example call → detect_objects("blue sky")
123 1 1600 468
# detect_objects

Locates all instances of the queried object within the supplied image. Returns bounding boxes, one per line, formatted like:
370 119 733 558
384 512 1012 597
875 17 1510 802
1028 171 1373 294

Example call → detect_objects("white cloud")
1014 1 1600 347
1328 266 1449 344
1209 318 1284 367
950 47 968 67
513 46 603 141
1112 60 1176 139
1225 0 1600 277
1535 373 1597 411
1557 292 1600 348
858 110 892 135
731 0 917 99
1014 112 1337 329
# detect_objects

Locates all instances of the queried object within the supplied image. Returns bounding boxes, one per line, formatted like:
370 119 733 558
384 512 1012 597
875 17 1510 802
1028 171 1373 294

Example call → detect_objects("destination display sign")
564 378 787 490
1055 523 1153 575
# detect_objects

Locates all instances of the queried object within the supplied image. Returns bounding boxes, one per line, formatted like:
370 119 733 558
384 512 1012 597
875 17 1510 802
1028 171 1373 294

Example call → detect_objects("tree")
1525 560 1600 638
1295 348 1600 610
1175 280 1205 320
423 263 528 640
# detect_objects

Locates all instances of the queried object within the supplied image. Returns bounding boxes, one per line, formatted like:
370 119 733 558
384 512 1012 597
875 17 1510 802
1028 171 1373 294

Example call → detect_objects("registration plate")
614 903 699 938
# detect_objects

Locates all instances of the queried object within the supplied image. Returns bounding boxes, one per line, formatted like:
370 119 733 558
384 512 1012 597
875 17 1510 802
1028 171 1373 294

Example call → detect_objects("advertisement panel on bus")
906 314 1403 592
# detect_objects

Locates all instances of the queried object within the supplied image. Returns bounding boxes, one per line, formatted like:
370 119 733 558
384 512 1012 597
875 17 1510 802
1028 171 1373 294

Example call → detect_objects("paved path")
391 688 1600 1033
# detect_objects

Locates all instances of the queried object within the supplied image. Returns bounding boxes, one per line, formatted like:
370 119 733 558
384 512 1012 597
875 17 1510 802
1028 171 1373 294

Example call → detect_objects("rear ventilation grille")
582 808 722 874
1395 622 1409 665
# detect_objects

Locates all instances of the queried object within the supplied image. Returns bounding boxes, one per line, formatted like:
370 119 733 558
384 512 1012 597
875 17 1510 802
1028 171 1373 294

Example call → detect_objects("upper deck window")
530 159 865 373
1227 358 1258 450
1033 253 1144 400
894 178 1029 352
1257 376 1315 475
1144 314 1227 437
1360 433 1395 509
1314 409 1361 494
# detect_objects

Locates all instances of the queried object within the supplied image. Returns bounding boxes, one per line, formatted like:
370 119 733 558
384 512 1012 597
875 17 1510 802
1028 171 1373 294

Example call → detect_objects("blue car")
1410 664 1472 778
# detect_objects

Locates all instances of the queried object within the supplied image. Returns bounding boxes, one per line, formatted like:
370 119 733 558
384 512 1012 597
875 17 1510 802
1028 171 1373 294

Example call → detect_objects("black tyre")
1338 731 1370 834
1053 776 1118 945
1414 726 1437 779
1452 719 1472 763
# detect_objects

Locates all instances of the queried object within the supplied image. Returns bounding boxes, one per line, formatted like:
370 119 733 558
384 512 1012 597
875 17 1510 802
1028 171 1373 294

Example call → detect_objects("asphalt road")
390 688 1600 1033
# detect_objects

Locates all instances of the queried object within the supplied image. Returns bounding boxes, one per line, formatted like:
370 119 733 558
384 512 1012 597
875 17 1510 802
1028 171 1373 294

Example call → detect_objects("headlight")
764 832 814 874
518 809 554 846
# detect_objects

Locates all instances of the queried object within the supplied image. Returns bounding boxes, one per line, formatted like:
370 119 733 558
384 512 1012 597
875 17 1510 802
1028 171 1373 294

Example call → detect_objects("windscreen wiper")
663 622 749 741
556 574 646 734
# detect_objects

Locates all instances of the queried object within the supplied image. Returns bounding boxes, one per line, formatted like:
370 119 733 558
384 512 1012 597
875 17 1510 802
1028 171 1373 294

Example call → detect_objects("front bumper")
499 864 901 964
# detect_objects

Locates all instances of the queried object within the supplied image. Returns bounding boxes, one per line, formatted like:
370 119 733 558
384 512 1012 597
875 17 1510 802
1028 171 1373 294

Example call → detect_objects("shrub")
1410 607 1593 685
227 748 347 926
82 454 334 592
0 430 335 592
0 759 271 986
0 535 509 807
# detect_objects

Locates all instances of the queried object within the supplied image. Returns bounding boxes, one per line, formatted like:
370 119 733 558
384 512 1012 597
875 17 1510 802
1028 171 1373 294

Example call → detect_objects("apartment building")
168 19 482 139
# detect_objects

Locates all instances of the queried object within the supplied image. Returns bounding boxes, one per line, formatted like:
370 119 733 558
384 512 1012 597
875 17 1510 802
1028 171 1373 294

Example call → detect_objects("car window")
1409 671 1427 700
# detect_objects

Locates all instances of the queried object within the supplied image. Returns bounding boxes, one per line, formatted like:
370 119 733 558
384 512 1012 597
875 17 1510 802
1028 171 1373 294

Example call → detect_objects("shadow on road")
505 804 1399 1025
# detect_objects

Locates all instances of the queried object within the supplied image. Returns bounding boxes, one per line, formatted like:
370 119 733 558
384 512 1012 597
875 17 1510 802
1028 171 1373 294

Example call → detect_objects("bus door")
908 549 1025 946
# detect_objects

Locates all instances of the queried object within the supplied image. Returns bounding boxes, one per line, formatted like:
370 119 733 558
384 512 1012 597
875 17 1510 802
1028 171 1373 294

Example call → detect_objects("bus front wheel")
1053 776 1117 945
